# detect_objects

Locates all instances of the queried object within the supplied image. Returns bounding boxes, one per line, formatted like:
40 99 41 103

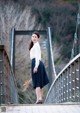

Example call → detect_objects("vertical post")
47 33 52 87
10 27 15 73
71 3 80 59
78 3 80 53
47 27 56 87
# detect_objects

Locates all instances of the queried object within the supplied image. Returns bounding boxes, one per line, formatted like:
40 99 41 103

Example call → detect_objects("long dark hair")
29 31 40 51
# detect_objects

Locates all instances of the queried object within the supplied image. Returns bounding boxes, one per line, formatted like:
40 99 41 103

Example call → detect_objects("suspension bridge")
0 4 80 113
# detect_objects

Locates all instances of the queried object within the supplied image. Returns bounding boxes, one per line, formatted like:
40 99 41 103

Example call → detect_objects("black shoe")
36 100 43 104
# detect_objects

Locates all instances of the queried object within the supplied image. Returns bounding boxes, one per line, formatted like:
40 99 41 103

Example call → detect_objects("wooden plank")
1 104 80 113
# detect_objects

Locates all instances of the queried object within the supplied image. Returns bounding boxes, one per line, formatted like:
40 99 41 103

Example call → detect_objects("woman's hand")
33 67 38 73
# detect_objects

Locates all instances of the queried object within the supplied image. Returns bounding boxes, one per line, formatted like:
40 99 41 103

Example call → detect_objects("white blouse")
30 42 41 68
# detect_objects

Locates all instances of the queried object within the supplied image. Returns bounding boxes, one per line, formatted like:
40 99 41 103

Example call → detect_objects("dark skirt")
31 58 49 89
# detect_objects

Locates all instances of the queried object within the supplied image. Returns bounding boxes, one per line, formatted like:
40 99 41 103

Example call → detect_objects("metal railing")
45 53 80 103
0 45 18 104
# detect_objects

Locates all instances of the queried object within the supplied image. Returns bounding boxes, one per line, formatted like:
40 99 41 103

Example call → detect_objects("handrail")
0 45 18 104
45 53 80 103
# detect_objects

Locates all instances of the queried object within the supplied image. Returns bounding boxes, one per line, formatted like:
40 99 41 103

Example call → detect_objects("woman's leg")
35 87 43 103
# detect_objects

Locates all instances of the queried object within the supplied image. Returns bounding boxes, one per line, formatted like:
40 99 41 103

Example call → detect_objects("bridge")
0 5 80 113
0 26 80 112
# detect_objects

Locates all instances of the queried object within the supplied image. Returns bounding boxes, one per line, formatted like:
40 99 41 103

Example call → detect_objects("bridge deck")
0 104 80 113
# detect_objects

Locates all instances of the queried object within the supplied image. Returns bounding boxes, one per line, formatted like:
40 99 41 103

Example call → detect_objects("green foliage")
18 91 26 104
41 7 53 26
31 1 53 27
61 44 71 59
25 88 36 104
54 57 61 65
18 88 36 104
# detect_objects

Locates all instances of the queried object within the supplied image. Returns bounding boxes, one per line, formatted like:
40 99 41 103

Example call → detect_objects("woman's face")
31 33 39 44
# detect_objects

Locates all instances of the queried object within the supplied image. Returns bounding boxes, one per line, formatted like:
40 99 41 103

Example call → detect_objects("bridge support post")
47 27 56 87
10 27 15 73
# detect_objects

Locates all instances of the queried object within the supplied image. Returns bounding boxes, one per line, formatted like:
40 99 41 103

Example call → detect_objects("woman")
23 32 49 104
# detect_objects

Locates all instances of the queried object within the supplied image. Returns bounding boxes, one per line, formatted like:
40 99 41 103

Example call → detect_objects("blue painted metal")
10 27 15 73
47 27 56 87
45 54 80 103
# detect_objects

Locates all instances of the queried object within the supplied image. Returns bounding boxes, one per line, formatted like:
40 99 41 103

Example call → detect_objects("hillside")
0 0 78 103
